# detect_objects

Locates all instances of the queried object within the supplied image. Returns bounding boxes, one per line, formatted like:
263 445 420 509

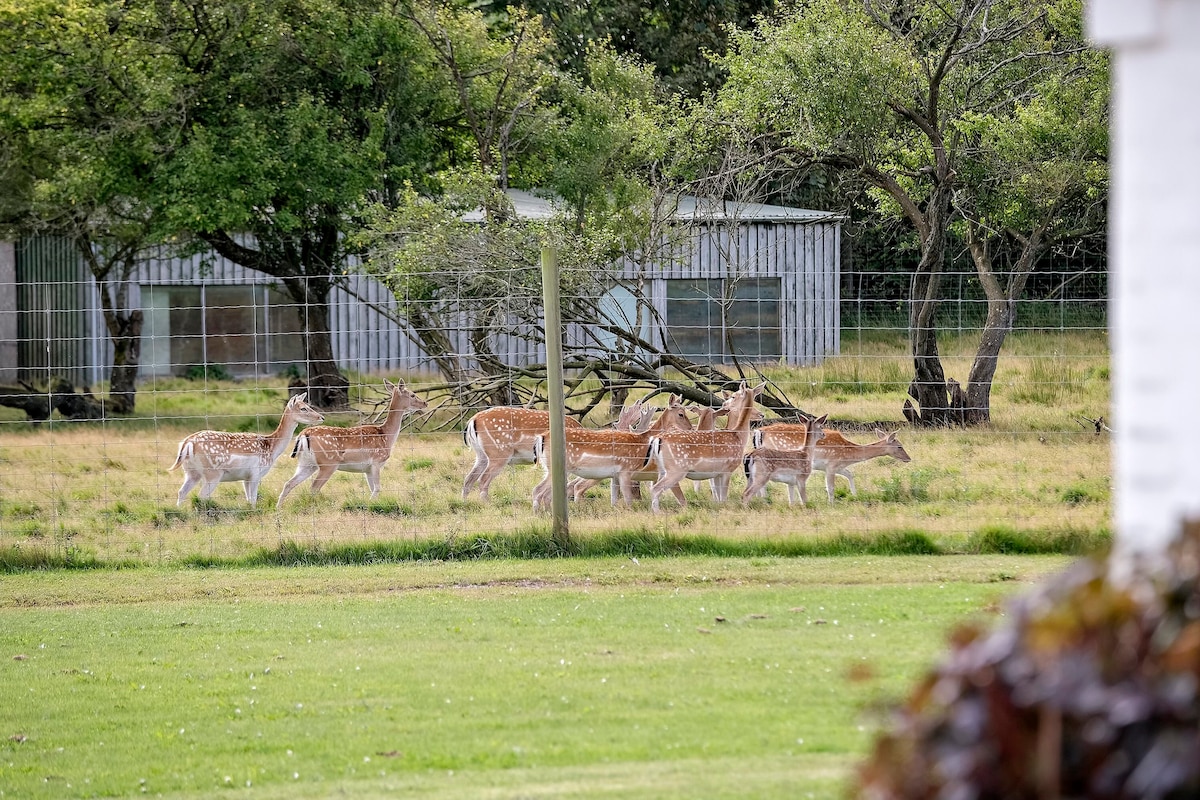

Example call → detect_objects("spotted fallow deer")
742 415 828 506
169 392 325 507
532 397 695 511
275 379 428 506
566 398 659 500
754 424 911 503
461 407 584 500
647 382 766 512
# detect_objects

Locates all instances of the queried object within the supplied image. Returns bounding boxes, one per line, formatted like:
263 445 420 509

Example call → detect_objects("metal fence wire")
0 234 1110 565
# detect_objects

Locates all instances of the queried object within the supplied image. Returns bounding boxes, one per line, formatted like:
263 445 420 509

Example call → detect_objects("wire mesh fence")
0 235 1111 566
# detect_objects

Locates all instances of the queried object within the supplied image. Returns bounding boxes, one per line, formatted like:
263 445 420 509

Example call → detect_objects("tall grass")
0 330 1110 570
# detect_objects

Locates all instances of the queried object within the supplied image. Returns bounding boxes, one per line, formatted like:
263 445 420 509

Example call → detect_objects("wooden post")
541 245 570 549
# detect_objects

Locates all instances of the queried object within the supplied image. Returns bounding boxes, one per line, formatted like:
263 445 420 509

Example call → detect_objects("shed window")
665 278 782 363
141 285 306 377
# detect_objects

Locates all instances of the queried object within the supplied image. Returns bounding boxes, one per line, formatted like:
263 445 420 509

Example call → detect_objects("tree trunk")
77 234 142 414
906 186 955 425
107 310 144 414
962 220 1042 425
284 275 349 410
202 230 351 410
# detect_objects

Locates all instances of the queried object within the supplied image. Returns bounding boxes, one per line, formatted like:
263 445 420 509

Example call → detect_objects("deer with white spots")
647 382 765 512
566 398 659 501
754 425 911 503
461 407 583 500
742 415 827 506
532 396 695 511
169 392 325 507
276 379 428 506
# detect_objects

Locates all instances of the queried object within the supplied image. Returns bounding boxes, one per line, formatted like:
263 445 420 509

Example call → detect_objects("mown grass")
0 556 1072 799
0 327 1110 797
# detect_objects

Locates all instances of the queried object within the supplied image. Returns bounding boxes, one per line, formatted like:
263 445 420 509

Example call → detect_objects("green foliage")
183 363 234 382
862 519 1200 797
874 469 938 503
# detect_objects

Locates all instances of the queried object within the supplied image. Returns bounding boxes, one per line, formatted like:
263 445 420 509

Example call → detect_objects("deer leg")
741 472 767 505
277 463 318 506
531 477 551 512
650 470 688 513
198 473 222 500
842 469 858 497
825 470 837 503
712 474 732 503
244 478 262 507
474 455 515 502
309 465 339 495
366 465 382 499
615 473 635 507
462 453 489 499
177 471 202 505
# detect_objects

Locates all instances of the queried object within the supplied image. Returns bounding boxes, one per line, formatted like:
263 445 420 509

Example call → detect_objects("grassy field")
0 555 1074 799
0 329 1109 797
0 329 1110 567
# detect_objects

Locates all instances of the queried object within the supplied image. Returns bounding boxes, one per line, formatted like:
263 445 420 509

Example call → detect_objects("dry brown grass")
0 330 1110 564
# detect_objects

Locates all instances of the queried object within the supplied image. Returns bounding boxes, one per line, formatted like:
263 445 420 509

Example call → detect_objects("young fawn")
276 379 427 506
741 415 828 506
170 392 324 507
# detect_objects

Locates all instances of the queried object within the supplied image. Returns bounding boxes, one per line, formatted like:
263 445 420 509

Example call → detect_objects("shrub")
858 519 1200 798
184 363 234 381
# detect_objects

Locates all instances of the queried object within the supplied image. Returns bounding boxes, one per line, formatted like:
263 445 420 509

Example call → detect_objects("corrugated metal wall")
13 220 840 383
14 237 93 387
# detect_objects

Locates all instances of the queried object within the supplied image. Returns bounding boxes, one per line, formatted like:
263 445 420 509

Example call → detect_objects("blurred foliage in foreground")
860 519 1200 798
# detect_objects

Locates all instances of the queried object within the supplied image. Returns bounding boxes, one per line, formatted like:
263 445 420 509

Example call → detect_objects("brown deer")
532 397 694 511
566 398 659 500
462 407 583 501
742 415 828 506
169 392 324 507
647 382 765 512
754 424 911 503
276 379 427 506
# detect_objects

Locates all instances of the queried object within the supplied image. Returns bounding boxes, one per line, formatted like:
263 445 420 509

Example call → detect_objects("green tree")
0 0 180 412
489 0 775 96
718 0 1107 424
154 0 446 408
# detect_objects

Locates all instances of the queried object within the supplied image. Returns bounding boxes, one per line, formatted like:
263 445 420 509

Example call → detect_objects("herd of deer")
170 380 911 512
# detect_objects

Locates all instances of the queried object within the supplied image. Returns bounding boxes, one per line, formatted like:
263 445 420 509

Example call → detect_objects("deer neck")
379 394 409 444
724 401 757 434
803 425 821 456
269 408 305 458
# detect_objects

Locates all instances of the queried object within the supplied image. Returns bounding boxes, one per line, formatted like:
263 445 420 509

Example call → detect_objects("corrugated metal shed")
5 194 841 383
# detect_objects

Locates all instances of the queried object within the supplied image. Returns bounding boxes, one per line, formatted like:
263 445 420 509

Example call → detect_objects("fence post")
541 245 570 549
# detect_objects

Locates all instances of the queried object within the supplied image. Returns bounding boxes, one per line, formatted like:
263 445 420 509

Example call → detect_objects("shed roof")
463 189 843 224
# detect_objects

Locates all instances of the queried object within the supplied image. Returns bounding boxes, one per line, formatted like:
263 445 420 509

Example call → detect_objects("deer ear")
874 428 887 438
751 382 767 397
815 414 828 424
294 392 307 404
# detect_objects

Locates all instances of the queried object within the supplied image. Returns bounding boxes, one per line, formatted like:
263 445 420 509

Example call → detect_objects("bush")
183 363 234 381
858 519 1200 798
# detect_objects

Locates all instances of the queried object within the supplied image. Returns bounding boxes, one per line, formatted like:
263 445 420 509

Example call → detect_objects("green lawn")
0 555 1072 799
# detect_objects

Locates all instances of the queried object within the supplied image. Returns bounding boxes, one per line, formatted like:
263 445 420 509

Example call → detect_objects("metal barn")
0 193 841 385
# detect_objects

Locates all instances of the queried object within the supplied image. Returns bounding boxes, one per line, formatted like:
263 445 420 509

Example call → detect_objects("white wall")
1088 0 1200 554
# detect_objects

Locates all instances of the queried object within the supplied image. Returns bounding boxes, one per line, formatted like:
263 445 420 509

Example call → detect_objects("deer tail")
168 440 192 472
